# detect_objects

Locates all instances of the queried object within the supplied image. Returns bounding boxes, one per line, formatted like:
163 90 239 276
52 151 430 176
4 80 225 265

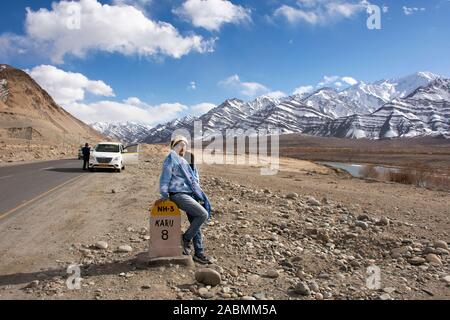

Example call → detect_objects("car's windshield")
95 144 120 153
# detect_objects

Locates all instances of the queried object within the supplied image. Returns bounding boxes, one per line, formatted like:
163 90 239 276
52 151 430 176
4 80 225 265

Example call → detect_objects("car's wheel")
116 168 122 173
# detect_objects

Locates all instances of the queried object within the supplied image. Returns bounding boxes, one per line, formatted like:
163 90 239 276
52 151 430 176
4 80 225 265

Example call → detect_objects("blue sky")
1 0 449 125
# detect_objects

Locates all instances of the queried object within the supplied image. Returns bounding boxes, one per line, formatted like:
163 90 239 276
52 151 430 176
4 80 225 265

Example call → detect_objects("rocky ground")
0 144 448 300
0 141 80 165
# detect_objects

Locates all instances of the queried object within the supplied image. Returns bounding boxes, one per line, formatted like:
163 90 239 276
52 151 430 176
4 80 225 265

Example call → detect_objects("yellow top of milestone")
151 200 181 216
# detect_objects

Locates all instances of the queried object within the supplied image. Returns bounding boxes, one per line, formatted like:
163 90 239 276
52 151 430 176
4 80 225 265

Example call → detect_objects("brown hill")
0 64 107 160
0 64 105 145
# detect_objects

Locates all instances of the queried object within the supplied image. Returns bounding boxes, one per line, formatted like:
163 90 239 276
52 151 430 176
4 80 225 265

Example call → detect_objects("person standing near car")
156 135 212 264
82 143 91 171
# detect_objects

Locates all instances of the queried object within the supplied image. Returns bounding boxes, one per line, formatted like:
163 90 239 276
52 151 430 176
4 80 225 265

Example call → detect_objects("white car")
89 142 138 172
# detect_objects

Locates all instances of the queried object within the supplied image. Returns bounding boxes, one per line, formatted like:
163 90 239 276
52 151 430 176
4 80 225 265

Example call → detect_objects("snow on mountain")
142 115 198 144
257 72 441 121
337 72 441 115
307 78 450 139
91 122 153 143
377 71 441 99
141 71 448 143
200 98 246 132
299 87 367 118
230 98 332 134
142 96 283 142
240 95 285 115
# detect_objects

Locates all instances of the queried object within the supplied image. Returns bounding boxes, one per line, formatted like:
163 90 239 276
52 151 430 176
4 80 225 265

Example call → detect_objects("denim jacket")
159 151 200 199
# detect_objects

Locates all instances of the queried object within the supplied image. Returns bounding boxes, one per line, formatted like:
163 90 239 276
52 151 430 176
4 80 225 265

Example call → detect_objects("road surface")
0 159 86 221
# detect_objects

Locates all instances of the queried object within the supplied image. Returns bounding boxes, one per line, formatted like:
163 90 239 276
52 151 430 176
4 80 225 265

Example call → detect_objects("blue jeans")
170 193 208 255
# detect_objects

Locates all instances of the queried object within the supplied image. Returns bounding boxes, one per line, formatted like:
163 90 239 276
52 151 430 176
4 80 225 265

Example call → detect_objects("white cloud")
265 91 287 99
123 97 144 106
1 0 214 64
218 76 285 99
66 97 217 124
218 74 270 97
293 85 314 96
173 0 251 32
318 75 340 87
403 6 426 16
274 0 371 25
297 0 321 8
342 76 358 85
190 102 216 115
25 64 213 124
382 6 389 13
294 75 358 94
274 5 319 24
65 99 188 125
188 81 197 90
112 0 152 9
316 75 358 88
27 65 114 105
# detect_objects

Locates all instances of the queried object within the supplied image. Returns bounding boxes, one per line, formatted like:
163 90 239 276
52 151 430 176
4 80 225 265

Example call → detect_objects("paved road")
0 159 87 220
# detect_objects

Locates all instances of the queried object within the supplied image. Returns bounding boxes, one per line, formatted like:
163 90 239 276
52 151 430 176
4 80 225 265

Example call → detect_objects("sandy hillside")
0 64 106 164
0 144 448 300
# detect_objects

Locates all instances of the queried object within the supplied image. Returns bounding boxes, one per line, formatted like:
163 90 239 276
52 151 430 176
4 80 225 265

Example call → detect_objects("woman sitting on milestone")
157 135 212 265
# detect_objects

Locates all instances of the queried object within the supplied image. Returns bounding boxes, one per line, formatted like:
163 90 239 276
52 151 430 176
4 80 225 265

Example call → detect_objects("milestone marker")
149 200 182 258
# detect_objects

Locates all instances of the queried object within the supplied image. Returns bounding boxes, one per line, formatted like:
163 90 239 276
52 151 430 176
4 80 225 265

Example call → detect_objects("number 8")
161 230 169 240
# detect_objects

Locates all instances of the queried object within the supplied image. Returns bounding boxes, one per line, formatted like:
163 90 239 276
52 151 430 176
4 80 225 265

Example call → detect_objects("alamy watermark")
66 264 82 290
366 265 381 290
66 3 81 30
367 5 383 30
171 120 280 176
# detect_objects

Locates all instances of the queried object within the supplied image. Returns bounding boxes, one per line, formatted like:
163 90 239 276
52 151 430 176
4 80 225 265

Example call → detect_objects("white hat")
170 135 189 148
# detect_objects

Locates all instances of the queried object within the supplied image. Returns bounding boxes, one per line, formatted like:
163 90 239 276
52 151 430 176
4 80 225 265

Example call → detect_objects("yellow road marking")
0 174 86 221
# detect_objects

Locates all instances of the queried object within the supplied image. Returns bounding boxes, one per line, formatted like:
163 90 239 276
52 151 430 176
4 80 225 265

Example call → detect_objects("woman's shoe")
182 236 191 256
193 253 212 264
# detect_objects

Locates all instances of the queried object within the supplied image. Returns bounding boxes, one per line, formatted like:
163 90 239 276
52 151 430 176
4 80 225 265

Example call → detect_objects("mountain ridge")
91 71 449 142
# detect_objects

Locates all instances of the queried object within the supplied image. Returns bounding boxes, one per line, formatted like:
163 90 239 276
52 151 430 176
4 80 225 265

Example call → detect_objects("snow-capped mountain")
203 72 442 136
143 96 284 143
138 71 449 143
91 122 153 143
142 115 198 144
301 87 369 118
201 98 246 132
374 71 440 99
307 78 450 139
339 72 441 113
240 95 285 115
299 72 442 118
230 98 333 134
